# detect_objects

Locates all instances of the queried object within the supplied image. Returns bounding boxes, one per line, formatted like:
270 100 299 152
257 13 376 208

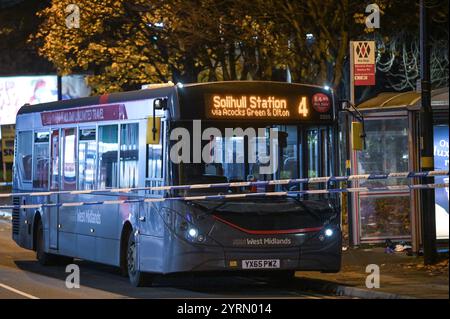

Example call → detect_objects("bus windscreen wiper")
190 200 229 218
289 195 322 222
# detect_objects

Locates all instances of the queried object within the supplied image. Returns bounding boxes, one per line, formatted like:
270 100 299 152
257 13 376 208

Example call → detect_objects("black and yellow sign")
1 124 15 163
147 117 161 145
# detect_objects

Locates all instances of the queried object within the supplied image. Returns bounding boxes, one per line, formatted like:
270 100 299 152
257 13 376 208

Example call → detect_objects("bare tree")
377 33 448 91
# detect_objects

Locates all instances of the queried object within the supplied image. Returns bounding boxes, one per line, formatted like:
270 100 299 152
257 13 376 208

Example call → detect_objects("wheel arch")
120 221 133 274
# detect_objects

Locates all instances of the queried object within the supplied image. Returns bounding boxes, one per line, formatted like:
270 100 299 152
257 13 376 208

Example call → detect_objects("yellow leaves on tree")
32 0 430 94
33 0 171 94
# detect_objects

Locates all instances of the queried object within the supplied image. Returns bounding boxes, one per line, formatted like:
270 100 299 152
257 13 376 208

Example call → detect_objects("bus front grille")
12 197 20 235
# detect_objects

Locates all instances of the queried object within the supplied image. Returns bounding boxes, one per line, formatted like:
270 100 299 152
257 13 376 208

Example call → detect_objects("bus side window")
15 131 33 183
147 144 162 179
78 128 96 190
50 129 60 190
97 125 118 189
33 132 50 189
61 128 77 190
119 123 139 188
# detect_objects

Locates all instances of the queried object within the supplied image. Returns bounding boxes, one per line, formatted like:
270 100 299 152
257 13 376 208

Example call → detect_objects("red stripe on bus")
212 215 323 235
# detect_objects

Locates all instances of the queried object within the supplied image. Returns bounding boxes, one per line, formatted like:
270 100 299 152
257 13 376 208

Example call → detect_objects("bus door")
303 126 333 191
48 129 60 249
142 119 165 236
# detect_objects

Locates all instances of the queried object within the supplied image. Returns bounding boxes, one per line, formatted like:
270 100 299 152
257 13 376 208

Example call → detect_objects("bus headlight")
172 211 211 244
325 228 334 237
188 227 198 238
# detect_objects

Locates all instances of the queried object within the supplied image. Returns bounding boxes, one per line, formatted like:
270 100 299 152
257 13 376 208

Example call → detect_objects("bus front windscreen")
172 124 300 195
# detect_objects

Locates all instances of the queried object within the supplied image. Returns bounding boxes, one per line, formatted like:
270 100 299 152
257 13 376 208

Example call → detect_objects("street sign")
351 41 376 86
1 124 15 163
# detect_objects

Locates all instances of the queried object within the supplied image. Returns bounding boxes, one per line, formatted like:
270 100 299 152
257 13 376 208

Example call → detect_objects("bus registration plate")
242 259 280 269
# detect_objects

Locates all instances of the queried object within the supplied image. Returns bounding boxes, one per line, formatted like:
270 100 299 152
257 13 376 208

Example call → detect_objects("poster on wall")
434 125 449 240
0 76 58 125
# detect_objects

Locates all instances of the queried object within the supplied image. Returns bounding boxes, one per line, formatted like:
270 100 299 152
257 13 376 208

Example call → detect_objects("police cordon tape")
0 182 448 210
0 170 448 199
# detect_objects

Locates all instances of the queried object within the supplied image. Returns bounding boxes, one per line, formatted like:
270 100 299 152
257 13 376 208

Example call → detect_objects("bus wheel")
36 219 56 266
55 255 74 266
126 231 151 287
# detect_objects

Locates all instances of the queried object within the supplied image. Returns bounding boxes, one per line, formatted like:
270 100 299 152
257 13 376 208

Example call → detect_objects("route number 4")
298 97 308 117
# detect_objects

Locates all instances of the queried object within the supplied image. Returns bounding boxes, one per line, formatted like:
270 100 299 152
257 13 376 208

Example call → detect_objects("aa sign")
351 41 376 86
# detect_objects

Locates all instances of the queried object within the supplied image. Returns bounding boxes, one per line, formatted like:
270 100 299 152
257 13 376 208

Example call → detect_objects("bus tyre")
127 231 150 287
36 219 56 266
55 255 74 266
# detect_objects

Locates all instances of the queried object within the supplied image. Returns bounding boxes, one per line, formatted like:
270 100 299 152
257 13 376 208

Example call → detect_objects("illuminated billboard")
0 75 91 125
0 75 58 125
434 125 449 240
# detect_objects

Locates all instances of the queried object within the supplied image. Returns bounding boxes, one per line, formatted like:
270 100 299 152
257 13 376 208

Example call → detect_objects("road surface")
0 219 344 299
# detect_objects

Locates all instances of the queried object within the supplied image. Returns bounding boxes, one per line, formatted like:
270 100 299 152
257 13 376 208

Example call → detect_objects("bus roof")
16 84 175 115
16 81 329 116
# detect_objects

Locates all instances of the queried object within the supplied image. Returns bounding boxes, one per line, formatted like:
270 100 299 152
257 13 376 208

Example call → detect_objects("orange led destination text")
211 95 290 117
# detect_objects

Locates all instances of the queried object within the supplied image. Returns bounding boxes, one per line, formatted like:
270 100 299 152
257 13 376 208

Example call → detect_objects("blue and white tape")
0 170 448 199
0 182 447 210
0 182 12 187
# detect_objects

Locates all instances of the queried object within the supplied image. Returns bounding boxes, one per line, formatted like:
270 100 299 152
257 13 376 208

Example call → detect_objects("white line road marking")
0 283 40 299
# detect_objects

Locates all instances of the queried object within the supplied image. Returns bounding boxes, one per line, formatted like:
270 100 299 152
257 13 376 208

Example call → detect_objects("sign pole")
347 41 355 245
350 41 355 105
348 40 376 246
419 0 437 264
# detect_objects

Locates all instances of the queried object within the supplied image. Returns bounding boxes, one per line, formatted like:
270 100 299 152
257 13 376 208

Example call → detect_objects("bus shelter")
349 88 448 252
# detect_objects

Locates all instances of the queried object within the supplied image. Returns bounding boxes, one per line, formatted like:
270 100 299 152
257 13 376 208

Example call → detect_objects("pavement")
0 209 447 299
297 246 449 299
0 211 11 219
0 194 12 219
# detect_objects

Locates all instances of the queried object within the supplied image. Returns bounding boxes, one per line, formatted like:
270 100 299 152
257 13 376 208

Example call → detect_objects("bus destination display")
205 93 332 121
